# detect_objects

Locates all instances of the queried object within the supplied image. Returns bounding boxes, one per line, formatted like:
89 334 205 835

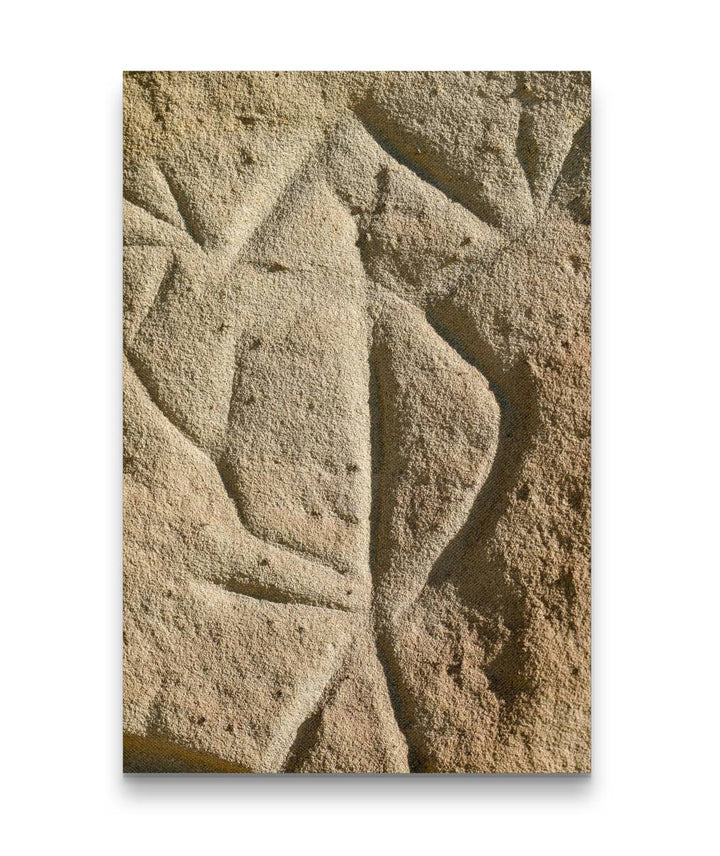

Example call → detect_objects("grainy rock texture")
123 71 591 774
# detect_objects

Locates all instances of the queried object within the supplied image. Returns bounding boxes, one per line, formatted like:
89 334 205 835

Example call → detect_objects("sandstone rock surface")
123 71 591 773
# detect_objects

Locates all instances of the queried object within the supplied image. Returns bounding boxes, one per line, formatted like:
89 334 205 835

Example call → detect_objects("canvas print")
123 71 590 773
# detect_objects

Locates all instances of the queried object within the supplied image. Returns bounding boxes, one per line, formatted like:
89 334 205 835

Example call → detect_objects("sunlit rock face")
123 70 591 774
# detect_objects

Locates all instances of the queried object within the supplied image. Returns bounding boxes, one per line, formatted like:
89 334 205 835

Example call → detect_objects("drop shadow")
119 768 592 806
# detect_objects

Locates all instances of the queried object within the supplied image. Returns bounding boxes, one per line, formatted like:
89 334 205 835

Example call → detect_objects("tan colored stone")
123 70 590 773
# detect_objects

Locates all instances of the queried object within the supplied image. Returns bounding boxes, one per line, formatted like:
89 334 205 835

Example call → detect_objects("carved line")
228 146 318 263
366 335 414 770
203 575 356 613
262 639 351 772
515 110 538 202
123 198 197 248
281 645 351 772
156 163 205 247
122 191 179 233
549 116 591 212
137 251 176 339
354 104 503 230
123 732 252 774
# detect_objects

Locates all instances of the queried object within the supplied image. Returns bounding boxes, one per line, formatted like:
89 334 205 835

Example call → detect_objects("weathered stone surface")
123 70 590 774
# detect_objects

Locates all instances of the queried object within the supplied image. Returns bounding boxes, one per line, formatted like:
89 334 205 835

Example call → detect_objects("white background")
2 1 718 853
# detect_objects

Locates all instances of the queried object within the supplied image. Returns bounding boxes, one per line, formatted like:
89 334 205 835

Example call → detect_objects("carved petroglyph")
123 71 591 773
